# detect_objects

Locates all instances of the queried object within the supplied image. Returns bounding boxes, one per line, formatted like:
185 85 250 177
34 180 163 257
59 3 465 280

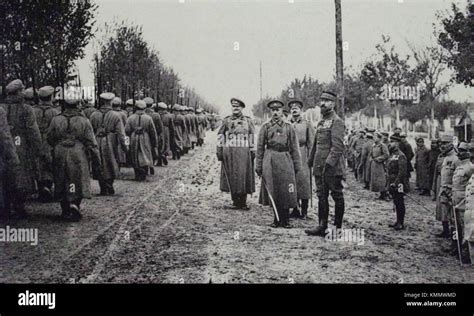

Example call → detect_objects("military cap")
111 97 122 107
143 97 154 106
196 108 203 113
288 99 304 109
135 100 146 110
440 135 453 143
366 133 374 138
458 142 470 151
381 132 389 137
157 102 168 110
400 132 407 138
366 128 376 133
6 79 25 94
24 87 35 99
172 104 181 111
126 99 134 106
267 100 285 109
320 91 337 102
358 129 366 134
38 86 55 98
374 132 383 138
230 97 245 108
390 134 402 142
100 92 115 101
416 137 424 143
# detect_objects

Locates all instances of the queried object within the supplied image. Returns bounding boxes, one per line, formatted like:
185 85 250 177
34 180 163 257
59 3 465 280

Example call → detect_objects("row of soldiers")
0 79 211 222
347 127 473 263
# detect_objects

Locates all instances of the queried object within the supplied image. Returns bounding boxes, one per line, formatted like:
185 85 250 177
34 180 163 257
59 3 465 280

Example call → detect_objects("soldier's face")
290 106 301 117
232 102 243 115
271 107 283 119
320 100 335 113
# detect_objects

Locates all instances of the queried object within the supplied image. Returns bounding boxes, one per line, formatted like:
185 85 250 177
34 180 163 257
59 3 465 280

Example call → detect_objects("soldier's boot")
149 167 155 175
238 195 249 210
156 157 163 167
13 191 28 220
333 195 345 229
163 156 168 166
69 203 82 222
60 200 72 220
99 180 108 195
107 180 115 195
461 242 472 264
305 219 328 236
394 202 405 230
435 222 450 238
289 206 301 218
301 199 309 219
281 209 291 229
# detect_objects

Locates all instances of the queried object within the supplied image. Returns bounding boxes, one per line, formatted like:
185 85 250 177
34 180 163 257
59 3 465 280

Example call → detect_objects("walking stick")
222 160 232 193
261 176 280 222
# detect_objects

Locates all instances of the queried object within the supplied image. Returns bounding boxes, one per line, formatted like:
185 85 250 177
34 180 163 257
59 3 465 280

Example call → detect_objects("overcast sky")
77 0 474 115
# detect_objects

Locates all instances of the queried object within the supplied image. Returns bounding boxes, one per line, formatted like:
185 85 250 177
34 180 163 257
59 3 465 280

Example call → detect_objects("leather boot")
435 222 450 238
305 219 328 236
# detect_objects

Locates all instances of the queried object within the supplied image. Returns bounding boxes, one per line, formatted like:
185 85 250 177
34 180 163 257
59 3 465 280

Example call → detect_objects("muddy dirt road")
0 131 472 283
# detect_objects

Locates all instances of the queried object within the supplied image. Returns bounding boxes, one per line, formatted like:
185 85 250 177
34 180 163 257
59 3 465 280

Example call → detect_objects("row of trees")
0 0 97 99
252 1 473 126
95 20 218 113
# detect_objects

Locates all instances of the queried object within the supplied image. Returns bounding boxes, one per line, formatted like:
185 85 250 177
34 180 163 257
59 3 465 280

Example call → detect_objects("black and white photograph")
0 0 473 314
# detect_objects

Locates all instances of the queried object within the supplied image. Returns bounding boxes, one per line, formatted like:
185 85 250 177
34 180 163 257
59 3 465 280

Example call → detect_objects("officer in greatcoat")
217 98 256 210
256 100 301 228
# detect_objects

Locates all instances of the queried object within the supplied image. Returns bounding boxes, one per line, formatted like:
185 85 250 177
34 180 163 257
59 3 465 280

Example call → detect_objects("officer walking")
305 91 346 236
32 86 60 202
112 97 128 168
288 99 315 219
217 98 256 210
256 100 301 228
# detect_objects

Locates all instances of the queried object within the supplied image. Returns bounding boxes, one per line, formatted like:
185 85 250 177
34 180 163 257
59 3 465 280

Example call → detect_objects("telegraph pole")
259 61 263 100
335 0 345 118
